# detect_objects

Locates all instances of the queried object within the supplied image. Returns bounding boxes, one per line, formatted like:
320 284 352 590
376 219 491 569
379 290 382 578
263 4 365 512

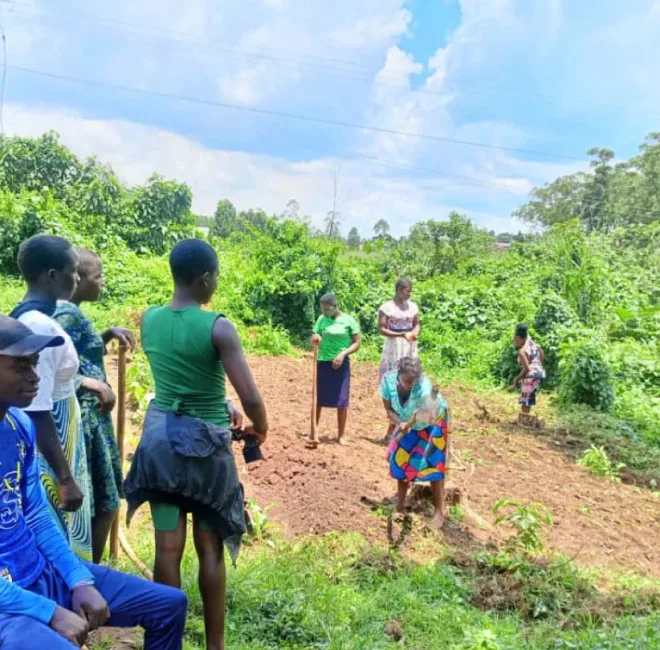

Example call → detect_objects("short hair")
320 293 338 306
17 235 74 283
74 247 101 277
398 356 422 381
515 323 528 339
396 278 412 292
169 239 219 286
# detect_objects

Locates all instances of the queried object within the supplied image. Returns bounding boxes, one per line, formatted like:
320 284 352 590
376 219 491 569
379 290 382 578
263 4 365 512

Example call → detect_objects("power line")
0 0 634 116
0 0 395 74
7 64 588 162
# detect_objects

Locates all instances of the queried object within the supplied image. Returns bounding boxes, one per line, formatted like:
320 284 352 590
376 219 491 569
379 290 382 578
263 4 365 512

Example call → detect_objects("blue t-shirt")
0 408 93 623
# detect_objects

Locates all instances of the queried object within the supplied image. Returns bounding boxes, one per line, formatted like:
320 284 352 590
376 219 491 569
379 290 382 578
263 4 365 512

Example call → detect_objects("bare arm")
29 411 83 511
345 333 361 357
333 333 361 368
513 350 530 386
538 345 545 364
382 398 401 427
378 311 403 338
411 313 420 338
213 318 268 437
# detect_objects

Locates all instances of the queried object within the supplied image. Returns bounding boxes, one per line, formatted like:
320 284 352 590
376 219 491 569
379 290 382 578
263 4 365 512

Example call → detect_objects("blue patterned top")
380 372 433 429
54 302 107 397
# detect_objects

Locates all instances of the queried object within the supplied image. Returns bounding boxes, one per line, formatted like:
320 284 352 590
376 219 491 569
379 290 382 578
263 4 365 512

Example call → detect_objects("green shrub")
559 339 615 411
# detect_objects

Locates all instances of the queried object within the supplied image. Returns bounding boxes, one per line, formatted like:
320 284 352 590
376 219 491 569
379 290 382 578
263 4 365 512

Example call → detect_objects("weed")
493 499 553 555
244 498 274 543
577 445 625 482
450 504 466 524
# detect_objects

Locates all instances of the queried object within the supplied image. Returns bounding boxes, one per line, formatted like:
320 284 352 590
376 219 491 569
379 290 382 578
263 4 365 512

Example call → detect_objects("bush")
559 339 615 411
533 292 576 336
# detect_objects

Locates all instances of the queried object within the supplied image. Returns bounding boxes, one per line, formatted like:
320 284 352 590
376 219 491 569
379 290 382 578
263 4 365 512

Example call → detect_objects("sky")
1 0 659 237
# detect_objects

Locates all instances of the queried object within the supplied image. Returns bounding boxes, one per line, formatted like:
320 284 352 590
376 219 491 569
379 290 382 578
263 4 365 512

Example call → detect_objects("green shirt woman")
310 293 360 445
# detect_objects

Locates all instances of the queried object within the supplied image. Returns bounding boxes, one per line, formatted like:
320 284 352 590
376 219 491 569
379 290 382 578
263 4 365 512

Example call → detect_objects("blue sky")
3 0 660 236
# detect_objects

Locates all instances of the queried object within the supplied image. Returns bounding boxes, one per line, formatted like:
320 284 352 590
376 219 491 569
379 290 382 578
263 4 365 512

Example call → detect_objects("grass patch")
111 516 660 650
553 407 660 488
452 551 660 627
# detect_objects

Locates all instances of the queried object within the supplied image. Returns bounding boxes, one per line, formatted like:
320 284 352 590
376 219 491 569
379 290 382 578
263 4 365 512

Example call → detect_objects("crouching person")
0 315 187 650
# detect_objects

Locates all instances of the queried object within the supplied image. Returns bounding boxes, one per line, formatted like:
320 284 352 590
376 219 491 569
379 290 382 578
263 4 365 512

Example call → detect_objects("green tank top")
141 305 229 428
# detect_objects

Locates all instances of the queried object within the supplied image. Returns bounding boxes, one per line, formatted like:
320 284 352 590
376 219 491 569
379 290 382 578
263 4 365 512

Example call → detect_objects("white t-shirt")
18 310 79 411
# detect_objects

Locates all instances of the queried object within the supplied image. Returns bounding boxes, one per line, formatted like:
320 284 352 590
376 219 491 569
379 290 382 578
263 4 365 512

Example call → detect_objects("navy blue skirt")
317 359 351 408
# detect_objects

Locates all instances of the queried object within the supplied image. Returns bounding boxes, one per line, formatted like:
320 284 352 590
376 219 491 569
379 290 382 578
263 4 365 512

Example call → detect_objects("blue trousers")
0 561 187 649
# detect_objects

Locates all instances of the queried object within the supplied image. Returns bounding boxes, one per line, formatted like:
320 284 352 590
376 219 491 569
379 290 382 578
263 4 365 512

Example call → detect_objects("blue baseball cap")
0 314 64 357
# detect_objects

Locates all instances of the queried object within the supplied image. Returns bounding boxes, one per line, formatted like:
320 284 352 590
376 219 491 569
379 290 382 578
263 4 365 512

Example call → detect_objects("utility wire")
0 0 634 116
7 64 588 162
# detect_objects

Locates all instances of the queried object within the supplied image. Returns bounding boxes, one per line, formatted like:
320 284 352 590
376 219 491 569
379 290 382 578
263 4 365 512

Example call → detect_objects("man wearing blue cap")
0 315 188 649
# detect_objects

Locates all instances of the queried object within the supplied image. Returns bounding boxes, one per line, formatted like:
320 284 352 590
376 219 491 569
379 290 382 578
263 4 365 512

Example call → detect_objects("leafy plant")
493 499 553 555
577 445 625 482
559 339 615 411
245 498 274 543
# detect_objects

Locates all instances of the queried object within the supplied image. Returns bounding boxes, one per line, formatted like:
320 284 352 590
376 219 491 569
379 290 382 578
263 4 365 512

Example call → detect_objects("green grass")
111 516 660 650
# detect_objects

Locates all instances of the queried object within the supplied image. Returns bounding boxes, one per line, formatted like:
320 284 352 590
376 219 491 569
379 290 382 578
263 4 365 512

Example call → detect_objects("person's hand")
244 424 267 446
50 605 89 647
107 327 136 350
71 585 110 631
83 378 117 414
310 334 322 346
332 353 345 370
228 401 244 430
97 383 117 414
403 332 416 343
58 475 84 512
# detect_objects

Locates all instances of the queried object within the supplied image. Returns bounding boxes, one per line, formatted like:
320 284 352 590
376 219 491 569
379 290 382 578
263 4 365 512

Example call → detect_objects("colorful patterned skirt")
387 419 448 483
520 376 542 407
41 395 93 560
80 396 124 517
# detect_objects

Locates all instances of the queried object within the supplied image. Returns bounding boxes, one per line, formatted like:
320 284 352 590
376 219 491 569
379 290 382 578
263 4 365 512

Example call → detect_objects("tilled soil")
111 354 660 576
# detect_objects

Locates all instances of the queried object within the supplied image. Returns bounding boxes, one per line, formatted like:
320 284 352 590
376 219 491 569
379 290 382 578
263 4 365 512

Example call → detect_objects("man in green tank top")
127 239 268 650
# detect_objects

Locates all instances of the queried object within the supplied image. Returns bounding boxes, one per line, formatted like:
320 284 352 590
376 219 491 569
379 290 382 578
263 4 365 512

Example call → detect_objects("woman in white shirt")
378 279 420 442
10 235 92 560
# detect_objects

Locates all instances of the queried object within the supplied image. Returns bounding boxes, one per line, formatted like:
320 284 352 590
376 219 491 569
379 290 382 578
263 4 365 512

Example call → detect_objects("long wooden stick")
109 344 127 560
310 343 319 443
119 526 153 580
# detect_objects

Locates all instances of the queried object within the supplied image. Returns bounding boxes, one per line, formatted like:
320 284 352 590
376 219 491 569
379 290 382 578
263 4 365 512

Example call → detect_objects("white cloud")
3 0 656 241
4 102 540 236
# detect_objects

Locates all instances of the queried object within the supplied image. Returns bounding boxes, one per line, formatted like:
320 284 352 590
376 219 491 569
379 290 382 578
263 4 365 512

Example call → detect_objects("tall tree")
124 174 194 254
239 208 269 232
324 210 341 239
211 198 238 238
282 198 300 221
581 148 615 233
347 226 361 248
373 219 391 239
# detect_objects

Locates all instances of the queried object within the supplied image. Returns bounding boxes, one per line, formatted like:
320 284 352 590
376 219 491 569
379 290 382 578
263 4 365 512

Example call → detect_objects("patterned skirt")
387 419 448 483
41 395 93 560
80 397 124 517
